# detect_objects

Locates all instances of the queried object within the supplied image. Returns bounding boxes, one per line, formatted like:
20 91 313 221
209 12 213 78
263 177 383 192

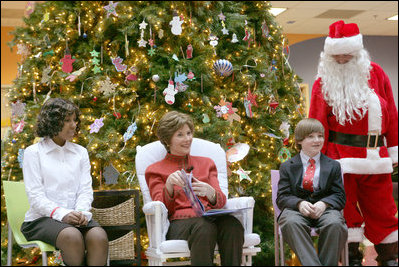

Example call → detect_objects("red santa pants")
343 173 398 244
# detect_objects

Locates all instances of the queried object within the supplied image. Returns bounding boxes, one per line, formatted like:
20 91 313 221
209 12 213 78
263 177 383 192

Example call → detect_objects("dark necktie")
303 158 315 192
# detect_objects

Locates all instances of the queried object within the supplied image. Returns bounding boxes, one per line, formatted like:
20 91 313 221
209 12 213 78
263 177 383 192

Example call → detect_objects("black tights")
56 227 108 266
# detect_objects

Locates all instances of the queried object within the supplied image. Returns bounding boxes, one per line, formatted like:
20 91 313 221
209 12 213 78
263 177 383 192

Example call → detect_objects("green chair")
3 181 56 266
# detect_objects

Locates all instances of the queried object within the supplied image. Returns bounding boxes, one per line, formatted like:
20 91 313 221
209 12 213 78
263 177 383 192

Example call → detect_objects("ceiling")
1 1 398 36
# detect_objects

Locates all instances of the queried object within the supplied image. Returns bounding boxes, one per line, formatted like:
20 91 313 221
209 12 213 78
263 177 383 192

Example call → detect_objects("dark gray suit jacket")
276 153 346 215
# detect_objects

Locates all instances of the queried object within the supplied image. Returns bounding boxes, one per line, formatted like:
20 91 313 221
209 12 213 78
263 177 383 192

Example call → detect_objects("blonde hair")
294 118 324 150
156 111 194 151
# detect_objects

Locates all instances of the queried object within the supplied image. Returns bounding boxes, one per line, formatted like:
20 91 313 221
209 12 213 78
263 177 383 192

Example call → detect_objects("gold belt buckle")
366 130 379 149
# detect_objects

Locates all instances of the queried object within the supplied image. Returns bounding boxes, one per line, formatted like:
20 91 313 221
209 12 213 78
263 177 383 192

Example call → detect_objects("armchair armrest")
225 196 255 234
142 201 170 249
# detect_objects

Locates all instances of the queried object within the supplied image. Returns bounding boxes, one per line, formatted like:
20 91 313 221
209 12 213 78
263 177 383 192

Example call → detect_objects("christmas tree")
1 1 305 265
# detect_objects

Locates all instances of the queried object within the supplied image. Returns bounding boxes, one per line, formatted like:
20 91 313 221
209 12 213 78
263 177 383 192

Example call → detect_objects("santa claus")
309 20 398 266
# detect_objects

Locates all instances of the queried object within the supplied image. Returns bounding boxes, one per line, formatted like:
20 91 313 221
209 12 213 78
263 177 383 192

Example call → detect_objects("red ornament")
113 112 121 119
60 54 75 73
283 138 289 146
93 96 97 102
269 101 279 109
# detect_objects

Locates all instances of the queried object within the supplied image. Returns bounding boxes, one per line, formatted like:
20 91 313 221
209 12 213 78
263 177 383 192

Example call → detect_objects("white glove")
310 201 327 219
298 201 315 217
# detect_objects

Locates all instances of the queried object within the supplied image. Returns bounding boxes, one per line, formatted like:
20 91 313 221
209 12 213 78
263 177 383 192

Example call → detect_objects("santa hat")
324 20 363 55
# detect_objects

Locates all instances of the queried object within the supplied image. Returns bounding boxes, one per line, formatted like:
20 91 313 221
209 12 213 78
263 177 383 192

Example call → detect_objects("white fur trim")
324 34 363 55
368 91 382 133
348 227 364 243
380 230 398 243
338 156 393 174
388 146 398 163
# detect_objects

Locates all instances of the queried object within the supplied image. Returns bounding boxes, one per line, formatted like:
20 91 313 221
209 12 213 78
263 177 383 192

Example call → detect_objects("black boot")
375 241 398 266
349 242 363 266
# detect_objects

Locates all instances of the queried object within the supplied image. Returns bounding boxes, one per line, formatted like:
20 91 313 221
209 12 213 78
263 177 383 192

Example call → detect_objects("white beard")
317 49 372 125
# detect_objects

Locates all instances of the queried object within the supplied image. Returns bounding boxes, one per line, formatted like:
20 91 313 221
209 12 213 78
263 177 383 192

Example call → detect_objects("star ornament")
104 1 118 18
139 19 148 30
218 12 226 21
233 167 252 182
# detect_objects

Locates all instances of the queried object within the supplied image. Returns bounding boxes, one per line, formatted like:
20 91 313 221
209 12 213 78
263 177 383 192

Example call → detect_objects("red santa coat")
309 62 398 174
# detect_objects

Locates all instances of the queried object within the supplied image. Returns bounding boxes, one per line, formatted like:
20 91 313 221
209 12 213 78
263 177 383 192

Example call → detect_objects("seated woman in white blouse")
21 98 108 266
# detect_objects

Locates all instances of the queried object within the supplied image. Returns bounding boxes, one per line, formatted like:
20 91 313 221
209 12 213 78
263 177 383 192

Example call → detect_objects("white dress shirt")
300 151 321 190
23 138 93 222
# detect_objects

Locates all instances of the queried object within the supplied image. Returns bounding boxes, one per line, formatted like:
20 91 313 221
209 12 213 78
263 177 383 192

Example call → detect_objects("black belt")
328 130 384 148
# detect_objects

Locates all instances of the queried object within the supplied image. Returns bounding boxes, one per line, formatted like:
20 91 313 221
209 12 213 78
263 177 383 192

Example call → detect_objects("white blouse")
23 138 93 222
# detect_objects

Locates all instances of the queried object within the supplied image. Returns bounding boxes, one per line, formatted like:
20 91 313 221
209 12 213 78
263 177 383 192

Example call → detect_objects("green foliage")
2 1 305 264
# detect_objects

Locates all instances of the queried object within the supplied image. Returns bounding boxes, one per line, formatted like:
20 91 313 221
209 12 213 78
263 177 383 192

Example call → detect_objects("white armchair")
136 138 261 266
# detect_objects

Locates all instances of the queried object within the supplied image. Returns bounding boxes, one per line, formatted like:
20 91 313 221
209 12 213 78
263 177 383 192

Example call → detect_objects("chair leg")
7 224 13 266
279 232 285 266
107 250 110 266
42 251 47 266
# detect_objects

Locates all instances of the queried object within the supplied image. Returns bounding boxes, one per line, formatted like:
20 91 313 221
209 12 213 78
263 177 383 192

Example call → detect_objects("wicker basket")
109 231 135 260
91 197 135 226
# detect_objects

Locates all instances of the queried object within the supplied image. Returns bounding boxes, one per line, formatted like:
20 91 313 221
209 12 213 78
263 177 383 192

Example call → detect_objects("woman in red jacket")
145 111 244 266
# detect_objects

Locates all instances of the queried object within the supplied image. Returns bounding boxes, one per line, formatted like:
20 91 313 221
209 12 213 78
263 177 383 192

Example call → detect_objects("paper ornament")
123 122 137 142
261 20 270 38
226 143 250 163
60 54 75 73
111 56 127 72
279 121 291 139
12 119 25 133
139 19 148 30
66 66 87 82
17 44 30 60
187 71 195 80
158 29 164 39
163 80 178 104
244 88 258 118
18 148 25 168
202 113 210 124
90 118 104 133
138 38 148 47
172 54 179 61
125 66 138 82
169 13 184 35
268 95 279 114
186 44 193 59
104 164 119 184
222 27 229 35
208 33 219 47
103 1 118 18
41 66 52 85
233 167 252 182
214 99 241 122
231 33 239 43
218 12 226 21
11 101 26 118
99 77 118 96
25 1 35 16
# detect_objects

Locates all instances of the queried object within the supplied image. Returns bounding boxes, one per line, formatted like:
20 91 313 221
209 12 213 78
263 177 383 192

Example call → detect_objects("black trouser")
166 215 244 266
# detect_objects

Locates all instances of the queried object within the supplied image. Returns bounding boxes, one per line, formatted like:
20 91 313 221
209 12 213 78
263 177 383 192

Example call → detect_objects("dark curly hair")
35 98 81 138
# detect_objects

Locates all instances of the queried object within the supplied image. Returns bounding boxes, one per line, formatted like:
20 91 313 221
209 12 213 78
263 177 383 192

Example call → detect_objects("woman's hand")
165 170 186 197
192 177 216 204
62 211 87 226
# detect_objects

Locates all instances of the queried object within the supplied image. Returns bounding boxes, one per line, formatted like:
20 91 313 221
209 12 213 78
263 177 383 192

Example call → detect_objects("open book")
180 169 249 217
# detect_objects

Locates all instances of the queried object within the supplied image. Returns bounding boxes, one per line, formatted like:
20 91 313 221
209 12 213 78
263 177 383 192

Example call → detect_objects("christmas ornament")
18 148 25 168
90 118 104 133
60 52 75 73
244 87 258 118
172 54 179 61
218 12 226 21
163 80 178 104
11 101 26 118
25 1 35 16
139 19 148 30
268 95 279 114
231 33 238 43
278 147 291 163
12 119 25 133
99 77 118 96
202 113 210 123
113 112 121 119
152 74 160 82
41 12 50 23
104 163 119 184
41 66 52 85
264 132 282 139
186 44 193 59
226 137 236 149
208 33 219 48
213 59 233 77
169 11 184 35
111 56 127 72
123 122 137 142
124 66 138 82
187 71 195 80
233 167 252 182
226 143 250 163
92 65 101 74
103 1 118 18
66 66 87 82
174 71 188 92
261 20 270 38
214 99 241 122
17 43 30 60
279 121 291 139
158 29 164 39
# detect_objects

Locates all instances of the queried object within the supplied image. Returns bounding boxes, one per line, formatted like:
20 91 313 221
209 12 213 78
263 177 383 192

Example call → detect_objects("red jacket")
145 153 226 220
309 62 398 174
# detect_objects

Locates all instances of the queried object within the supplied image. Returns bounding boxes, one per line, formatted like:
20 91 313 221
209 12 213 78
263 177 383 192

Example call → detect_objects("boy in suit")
277 118 348 265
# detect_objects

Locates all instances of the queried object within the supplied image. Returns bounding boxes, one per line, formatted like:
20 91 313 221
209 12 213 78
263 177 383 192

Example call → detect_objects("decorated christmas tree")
1 1 305 265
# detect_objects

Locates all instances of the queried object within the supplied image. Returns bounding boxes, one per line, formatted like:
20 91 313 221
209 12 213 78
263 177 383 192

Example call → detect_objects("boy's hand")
298 201 315 217
310 201 327 219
